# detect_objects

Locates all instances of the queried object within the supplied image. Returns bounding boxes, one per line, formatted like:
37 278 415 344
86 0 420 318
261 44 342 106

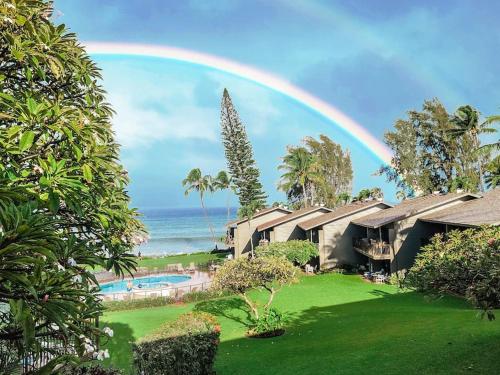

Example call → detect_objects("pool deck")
100 271 213 301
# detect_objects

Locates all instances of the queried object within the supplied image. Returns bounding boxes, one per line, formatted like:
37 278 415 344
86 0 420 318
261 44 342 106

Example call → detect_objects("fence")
100 280 213 302
0 318 98 374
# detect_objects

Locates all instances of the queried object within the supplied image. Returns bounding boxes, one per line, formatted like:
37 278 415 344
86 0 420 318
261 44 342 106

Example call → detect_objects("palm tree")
182 168 217 247
213 170 234 224
484 156 500 189
449 105 497 191
336 192 351 206
278 147 320 208
479 114 500 153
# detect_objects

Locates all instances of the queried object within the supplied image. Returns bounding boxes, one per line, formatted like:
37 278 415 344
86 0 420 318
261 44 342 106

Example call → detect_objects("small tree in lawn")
211 256 298 332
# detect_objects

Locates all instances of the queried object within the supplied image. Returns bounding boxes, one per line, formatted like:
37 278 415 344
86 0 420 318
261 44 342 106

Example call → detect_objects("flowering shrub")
133 312 220 375
255 240 318 266
406 226 500 319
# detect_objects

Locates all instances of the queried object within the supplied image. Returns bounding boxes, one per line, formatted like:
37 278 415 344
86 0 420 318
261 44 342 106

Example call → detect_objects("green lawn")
135 251 227 269
102 274 500 375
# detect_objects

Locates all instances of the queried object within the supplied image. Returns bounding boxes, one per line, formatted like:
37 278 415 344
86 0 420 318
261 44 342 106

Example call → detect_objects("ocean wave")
140 236 223 243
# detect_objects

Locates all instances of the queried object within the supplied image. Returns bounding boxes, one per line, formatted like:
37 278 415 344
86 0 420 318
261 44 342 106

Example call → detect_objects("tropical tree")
0 1 145 370
352 188 382 202
211 256 298 323
220 89 267 208
278 146 320 208
213 170 234 223
182 168 217 246
484 156 500 189
336 192 351 206
304 135 353 206
379 99 483 195
448 105 496 191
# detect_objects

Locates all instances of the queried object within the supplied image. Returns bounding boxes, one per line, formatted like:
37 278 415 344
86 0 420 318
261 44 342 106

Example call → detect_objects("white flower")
103 327 114 337
67 258 77 267
72 274 82 283
95 349 109 361
32 165 43 175
84 342 95 354
56 263 65 272
50 323 59 331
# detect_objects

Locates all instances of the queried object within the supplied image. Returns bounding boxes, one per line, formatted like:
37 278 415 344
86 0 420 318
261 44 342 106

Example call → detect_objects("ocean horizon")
135 206 237 256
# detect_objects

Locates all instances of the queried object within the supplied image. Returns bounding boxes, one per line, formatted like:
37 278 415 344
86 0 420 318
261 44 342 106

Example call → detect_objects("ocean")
135 207 237 256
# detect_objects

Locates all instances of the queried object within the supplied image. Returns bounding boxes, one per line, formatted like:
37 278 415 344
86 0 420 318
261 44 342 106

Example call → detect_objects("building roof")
226 206 292 227
256 206 332 232
351 192 480 228
419 189 500 227
298 200 392 231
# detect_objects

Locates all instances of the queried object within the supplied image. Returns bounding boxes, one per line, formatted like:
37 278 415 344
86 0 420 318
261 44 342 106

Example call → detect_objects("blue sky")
54 0 500 208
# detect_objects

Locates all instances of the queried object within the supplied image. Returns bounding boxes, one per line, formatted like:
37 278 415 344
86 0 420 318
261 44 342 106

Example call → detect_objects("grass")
89 251 227 272
135 251 227 269
101 273 500 374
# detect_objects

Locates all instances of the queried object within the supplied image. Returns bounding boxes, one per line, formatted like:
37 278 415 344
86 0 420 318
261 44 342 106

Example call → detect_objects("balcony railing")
353 238 392 260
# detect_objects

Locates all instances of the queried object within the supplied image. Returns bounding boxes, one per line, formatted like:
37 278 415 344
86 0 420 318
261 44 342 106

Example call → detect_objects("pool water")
100 274 191 294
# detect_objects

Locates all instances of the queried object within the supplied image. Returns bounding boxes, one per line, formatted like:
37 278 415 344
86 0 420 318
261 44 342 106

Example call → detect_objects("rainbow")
84 42 392 164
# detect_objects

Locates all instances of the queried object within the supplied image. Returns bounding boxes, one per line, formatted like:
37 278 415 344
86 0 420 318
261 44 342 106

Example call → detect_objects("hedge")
103 290 233 312
133 312 220 375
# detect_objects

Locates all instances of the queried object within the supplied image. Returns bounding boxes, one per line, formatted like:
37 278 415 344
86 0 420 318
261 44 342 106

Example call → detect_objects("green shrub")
255 240 318 266
103 290 233 312
406 226 500 319
133 312 220 375
59 363 123 375
250 308 289 335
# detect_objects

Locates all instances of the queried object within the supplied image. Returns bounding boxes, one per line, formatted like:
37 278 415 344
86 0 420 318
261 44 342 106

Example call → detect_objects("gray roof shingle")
420 189 500 227
298 200 392 231
256 206 332 232
351 192 480 228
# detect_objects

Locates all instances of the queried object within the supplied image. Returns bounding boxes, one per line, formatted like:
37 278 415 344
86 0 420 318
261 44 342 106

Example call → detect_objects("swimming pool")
100 274 191 294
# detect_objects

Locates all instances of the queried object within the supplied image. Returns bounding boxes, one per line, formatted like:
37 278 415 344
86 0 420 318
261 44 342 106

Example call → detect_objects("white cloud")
110 92 219 149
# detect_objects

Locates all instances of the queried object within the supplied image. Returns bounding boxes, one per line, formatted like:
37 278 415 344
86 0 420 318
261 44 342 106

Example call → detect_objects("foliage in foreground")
211 257 298 326
255 240 318 266
133 312 220 375
0 0 146 370
406 226 500 319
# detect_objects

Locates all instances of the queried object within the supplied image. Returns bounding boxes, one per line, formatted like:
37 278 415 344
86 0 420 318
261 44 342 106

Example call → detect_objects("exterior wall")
390 197 475 273
234 210 289 258
319 204 388 269
272 210 328 242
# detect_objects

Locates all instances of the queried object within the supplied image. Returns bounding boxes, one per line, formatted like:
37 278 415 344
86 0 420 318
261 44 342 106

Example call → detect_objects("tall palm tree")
479 114 500 153
182 168 217 247
278 147 320 208
449 105 497 191
213 170 234 223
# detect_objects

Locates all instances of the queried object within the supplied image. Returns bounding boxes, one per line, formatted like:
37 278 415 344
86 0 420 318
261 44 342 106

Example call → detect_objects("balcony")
353 238 392 260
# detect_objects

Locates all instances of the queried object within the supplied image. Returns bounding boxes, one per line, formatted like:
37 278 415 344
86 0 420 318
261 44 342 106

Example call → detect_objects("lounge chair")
176 263 184 273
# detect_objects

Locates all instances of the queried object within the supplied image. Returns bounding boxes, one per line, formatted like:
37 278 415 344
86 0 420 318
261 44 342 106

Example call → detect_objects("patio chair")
176 263 185 273
186 262 196 273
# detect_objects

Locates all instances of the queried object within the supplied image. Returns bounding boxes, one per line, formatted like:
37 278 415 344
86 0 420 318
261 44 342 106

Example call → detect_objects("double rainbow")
85 42 392 164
